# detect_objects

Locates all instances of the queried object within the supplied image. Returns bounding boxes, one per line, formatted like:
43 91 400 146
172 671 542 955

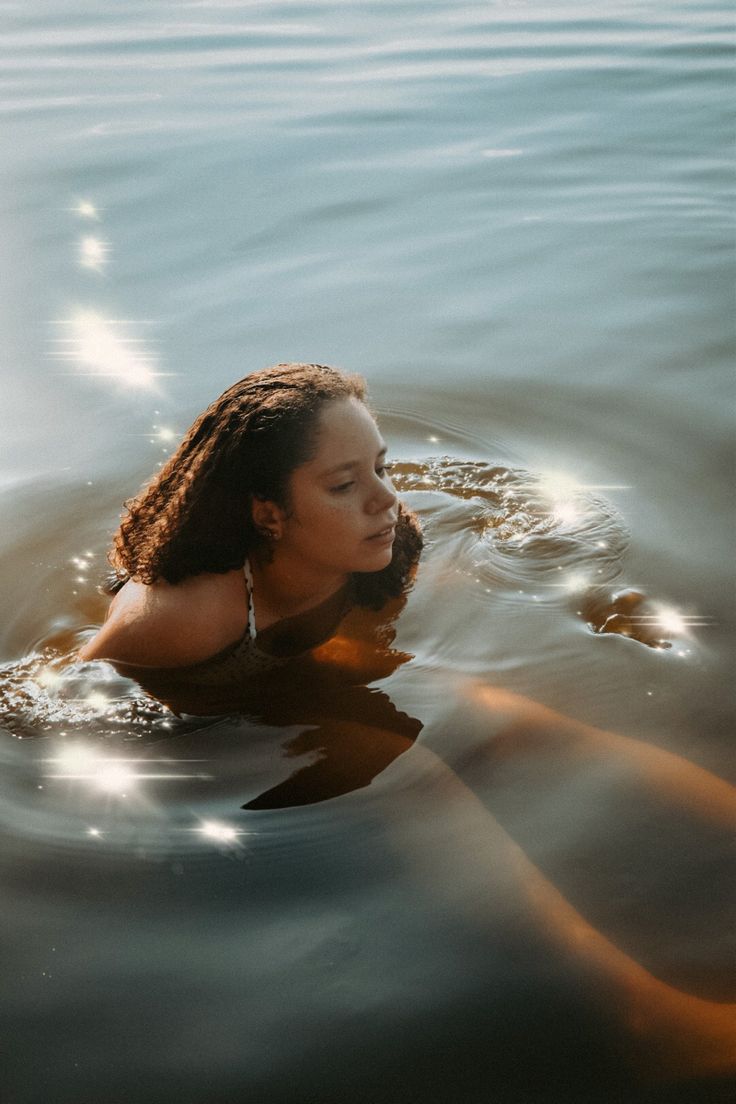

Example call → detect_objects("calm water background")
0 2 734 1101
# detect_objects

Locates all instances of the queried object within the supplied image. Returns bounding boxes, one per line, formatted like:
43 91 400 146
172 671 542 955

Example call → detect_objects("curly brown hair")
107 362 423 609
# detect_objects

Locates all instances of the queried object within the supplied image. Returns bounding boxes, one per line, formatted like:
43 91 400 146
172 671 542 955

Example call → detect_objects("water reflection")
2 0 733 1091
72 199 99 220
42 742 214 793
581 588 711 649
48 311 162 390
152 425 177 443
78 235 109 272
0 437 728 1094
195 820 248 847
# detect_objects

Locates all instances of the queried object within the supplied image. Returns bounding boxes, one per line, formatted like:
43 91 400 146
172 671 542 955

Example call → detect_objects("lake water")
1 1 734 1101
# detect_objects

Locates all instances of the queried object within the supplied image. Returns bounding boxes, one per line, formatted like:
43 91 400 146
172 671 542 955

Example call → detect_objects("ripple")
0 650 172 741
392 456 628 600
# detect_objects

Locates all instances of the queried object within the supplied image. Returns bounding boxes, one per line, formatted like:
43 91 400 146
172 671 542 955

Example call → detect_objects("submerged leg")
459 680 736 831
383 738 736 1081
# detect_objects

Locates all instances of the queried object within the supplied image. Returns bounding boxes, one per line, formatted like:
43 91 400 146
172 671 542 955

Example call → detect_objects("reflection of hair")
107 362 423 608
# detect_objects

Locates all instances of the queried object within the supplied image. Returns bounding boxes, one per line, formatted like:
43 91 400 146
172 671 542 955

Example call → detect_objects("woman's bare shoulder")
77 571 246 668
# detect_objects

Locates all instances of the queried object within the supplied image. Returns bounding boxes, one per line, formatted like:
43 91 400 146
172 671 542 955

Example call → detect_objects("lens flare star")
196 820 246 846
527 470 631 530
97 762 138 794
75 200 100 220
43 745 214 797
48 312 164 391
562 571 590 593
79 236 109 271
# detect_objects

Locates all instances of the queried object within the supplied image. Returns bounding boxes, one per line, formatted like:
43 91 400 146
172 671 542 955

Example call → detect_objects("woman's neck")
250 549 349 621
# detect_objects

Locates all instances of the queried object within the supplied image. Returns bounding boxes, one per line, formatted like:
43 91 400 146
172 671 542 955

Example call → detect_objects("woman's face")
266 397 399 578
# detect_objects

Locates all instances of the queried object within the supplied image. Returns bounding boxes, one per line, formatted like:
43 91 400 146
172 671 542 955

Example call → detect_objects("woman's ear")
250 496 286 541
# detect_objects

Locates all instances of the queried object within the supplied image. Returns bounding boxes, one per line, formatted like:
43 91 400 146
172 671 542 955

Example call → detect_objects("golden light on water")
49 312 161 390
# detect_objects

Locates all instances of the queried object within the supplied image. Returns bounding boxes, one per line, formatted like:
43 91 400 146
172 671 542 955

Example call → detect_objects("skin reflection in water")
119 596 422 809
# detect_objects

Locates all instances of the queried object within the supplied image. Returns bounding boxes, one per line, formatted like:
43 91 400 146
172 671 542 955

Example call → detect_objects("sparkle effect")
531 470 631 529
75 200 100 220
154 426 176 442
96 763 137 795
562 571 590 594
85 691 109 711
47 748 137 797
626 604 712 636
197 820 243 845
37 667 63 689
79 236 109 271
48 312 162 390
43 744 214 796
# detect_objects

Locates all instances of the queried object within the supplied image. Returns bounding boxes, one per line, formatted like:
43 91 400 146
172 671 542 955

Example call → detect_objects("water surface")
1 2 734 1101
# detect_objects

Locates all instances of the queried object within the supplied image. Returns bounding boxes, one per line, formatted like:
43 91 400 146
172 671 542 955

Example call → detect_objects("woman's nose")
368 473 398 514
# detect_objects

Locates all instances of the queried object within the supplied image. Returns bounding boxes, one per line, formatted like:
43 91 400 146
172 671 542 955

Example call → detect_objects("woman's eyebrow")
322 445 387 477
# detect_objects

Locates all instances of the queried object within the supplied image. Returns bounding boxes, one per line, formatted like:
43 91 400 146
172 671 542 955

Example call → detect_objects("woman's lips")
365 525 396 543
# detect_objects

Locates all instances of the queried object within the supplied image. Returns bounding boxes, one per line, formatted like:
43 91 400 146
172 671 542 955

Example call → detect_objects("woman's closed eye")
330 464 390 493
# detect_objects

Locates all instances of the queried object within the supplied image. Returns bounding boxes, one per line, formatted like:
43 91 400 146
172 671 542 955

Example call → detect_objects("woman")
78 361 736 1082
78 362 422 681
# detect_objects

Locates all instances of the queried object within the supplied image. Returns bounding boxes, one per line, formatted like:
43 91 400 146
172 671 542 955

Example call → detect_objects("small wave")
392 456 628 598
0 649 173 742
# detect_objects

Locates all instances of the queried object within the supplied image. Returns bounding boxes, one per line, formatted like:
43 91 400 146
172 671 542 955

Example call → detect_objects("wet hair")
106 362 422 608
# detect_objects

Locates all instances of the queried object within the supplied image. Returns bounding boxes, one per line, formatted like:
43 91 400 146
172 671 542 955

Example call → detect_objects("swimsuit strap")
243 558 257 640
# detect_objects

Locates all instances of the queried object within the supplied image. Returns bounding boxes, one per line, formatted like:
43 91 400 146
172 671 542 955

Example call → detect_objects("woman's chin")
358 543 394 572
